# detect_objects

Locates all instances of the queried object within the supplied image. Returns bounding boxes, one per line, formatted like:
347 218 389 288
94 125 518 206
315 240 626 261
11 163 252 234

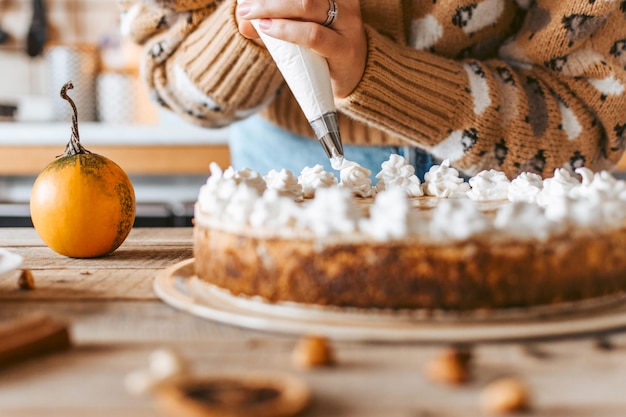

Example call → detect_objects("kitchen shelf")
0 121 230 175
0 121 228 146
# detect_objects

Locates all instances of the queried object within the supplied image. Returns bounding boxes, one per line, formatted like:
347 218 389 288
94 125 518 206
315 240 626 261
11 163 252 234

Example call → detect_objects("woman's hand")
236 0 367 98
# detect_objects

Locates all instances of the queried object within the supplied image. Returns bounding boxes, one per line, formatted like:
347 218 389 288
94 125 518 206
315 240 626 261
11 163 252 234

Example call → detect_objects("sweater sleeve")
337 1 626 178
120 0 284 128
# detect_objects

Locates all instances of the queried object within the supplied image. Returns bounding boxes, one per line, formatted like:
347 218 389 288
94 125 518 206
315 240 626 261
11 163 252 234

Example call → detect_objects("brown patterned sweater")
119 0 626 178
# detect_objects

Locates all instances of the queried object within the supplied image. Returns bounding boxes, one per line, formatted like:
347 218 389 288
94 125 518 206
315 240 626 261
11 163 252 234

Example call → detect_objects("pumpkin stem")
60 81 91 157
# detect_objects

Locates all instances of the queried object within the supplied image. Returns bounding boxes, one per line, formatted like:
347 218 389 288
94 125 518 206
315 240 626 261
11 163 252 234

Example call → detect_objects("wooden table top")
1 227 625 417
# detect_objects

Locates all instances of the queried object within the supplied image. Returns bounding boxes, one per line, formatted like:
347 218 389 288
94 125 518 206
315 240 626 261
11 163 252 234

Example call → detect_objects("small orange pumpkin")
30 81 136 258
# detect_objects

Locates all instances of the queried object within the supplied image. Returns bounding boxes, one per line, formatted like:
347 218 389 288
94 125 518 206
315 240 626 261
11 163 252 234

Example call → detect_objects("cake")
192 155 626 311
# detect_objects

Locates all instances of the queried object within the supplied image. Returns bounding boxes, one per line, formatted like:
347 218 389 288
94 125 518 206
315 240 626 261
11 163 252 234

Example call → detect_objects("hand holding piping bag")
235 0 368 169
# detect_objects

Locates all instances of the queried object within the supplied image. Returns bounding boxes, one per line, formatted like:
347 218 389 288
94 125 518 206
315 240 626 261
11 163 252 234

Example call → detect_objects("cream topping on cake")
572 167 626 201
466 169 510 201
223 166 267 195
359 188 416 240
544 196 607 229
338 160 375 197
301 187 359 236
494 201 559 241
298 164 338 199
562 167 626 227
375 154 424 197
222 183 262 226
422 159 470 198
264 169 304 201
536 168 580 207
508 172 544 203
249 189 301 230
430 198 491 240
195 155 626 243
197 163 240 216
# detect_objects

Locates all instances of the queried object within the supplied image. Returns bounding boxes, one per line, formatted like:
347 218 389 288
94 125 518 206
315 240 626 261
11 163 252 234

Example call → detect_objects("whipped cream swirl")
508 172 544 203
359 188 413 240
571 167 626 201
223 166 267 195
423 159 470 198
339 160 375 198
375 154 424 197
536 168 580 207
197 163 240 216
222 183 264 226
301 187 359 236
467 169 510 201
249 189 301 230
298 164 338 198
569 167 626 225
264 169 304 201
494 201 557 241
544 196 606 229
430 199 491 240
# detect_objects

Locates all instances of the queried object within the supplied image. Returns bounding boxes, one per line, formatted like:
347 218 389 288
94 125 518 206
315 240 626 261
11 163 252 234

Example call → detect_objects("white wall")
0 0 121 100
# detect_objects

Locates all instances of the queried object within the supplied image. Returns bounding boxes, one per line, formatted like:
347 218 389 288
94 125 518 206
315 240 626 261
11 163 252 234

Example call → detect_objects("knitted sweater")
119 0 626 178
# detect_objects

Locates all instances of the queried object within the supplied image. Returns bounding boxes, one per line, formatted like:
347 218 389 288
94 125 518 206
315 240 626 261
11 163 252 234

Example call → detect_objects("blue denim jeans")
229 115 433 181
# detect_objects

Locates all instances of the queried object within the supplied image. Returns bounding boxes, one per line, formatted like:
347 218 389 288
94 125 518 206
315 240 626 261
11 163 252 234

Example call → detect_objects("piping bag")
247 16 345 170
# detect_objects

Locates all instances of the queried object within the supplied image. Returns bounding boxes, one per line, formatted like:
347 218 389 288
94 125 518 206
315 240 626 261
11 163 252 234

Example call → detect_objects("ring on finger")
322 0 338 28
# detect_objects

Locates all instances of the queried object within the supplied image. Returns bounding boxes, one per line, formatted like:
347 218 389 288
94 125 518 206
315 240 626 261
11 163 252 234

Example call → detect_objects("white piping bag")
246 16 344 169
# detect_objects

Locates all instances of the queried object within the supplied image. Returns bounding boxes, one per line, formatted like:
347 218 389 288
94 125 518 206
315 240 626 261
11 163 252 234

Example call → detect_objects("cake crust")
193 222 626 310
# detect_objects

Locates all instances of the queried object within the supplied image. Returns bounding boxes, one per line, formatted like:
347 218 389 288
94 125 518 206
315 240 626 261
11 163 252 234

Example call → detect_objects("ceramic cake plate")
0 248 23 277
154 259 626 343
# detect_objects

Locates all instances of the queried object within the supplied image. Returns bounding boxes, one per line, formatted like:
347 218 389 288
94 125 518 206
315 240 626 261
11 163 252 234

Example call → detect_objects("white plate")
0 248 23 276
154 259 626 342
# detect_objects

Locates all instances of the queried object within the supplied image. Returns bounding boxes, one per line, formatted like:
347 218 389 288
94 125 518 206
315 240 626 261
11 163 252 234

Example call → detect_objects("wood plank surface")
0 301 624 417
1 227 626 416
0 227 193 247
0 228 191 299
0 227 45 247
8 245 192 270
0 269 157 301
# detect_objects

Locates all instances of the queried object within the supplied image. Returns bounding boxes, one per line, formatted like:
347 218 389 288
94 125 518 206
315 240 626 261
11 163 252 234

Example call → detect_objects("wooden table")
1 227 626 417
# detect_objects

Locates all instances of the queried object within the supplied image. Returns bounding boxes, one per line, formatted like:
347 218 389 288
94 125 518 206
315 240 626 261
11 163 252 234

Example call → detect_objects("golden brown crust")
192 223 626 310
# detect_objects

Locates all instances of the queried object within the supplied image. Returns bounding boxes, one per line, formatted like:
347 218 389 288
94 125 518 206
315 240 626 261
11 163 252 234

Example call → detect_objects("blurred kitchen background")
0 0 230 227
